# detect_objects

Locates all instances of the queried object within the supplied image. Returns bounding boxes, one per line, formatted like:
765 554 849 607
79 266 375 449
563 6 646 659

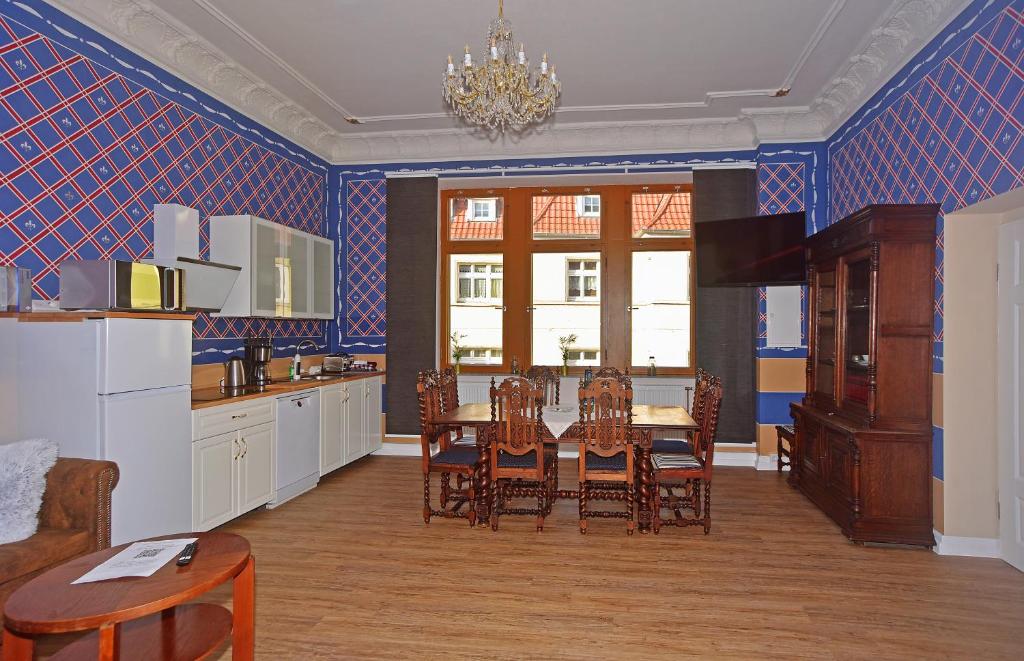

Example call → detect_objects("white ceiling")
51 0 970 163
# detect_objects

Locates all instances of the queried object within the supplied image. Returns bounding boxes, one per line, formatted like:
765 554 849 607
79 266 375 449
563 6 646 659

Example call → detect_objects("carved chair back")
438 366 465 444
489 377 546 480
416 370 445 472
526 365 560 405
577 376 633 458
693 375 724 477
594 366 629 382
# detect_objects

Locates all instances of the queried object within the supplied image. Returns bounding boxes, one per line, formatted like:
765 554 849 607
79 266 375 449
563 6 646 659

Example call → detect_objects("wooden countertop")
0 311 196 322
191 371 385 410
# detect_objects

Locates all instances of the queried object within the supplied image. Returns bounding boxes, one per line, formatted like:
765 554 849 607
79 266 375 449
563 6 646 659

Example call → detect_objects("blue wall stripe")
756 392 803 425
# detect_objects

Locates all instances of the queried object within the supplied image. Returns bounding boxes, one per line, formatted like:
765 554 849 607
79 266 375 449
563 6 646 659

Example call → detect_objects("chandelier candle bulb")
447 55 454 75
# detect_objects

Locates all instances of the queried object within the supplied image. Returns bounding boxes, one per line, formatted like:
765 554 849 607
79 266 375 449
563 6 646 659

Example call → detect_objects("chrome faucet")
296 339 319 353
293 340 320 378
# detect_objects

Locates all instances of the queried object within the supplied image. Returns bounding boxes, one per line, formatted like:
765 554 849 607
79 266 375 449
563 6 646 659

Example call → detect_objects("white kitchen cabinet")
237 422 275 513
192 432 238 531
320 383 344 475
311 237 334 319
210 214 333 319
192 399 276 532
364 376 383 454
344 380 365 465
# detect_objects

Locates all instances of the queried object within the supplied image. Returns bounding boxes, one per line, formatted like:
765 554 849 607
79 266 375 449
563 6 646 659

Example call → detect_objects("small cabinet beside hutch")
790 204 938 547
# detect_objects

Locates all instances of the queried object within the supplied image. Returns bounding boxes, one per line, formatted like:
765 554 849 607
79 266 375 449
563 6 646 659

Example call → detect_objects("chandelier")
442 0 561 132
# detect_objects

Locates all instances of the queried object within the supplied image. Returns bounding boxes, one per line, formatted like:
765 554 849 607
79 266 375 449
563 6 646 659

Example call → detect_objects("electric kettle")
221 357 247 389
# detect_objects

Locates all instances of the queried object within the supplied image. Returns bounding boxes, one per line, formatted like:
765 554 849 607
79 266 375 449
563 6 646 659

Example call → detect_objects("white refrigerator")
13 318 193 545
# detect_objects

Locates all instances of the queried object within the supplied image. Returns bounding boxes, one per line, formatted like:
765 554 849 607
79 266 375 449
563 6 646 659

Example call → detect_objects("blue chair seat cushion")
651 438 693 454
432 447 478 466
585 452 627 471
652 453 703 471
498 450 539 468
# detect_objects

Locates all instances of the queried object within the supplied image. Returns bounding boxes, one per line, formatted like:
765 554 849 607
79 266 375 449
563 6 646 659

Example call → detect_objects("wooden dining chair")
525 365 560 405
489 377 555 532
650 367 710 454
594 366 629 381
439 366 475 448
577 376 636 535
418 370 477 527
651 375 724 534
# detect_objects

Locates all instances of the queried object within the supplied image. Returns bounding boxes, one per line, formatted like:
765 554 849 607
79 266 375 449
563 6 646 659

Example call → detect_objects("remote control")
176 542 198 566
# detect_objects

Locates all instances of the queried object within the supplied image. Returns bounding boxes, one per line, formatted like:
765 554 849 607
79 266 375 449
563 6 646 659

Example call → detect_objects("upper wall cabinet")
211 215 334 319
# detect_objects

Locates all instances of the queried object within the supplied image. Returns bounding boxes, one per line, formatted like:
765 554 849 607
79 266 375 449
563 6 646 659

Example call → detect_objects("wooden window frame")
440 184 695 376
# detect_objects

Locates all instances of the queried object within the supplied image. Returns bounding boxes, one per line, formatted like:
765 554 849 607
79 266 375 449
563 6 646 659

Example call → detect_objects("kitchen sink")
296 374 339 381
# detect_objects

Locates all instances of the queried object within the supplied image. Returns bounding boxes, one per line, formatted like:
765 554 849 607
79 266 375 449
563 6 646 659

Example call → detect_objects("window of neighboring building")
566 349 599 364
576 195 601 217
461 347 503 364
566 258 599 301
457 262 502 302
468 198 497 221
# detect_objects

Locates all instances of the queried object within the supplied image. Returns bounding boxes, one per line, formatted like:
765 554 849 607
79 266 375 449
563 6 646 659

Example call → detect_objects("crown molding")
44 0 346 159
40 0 971 164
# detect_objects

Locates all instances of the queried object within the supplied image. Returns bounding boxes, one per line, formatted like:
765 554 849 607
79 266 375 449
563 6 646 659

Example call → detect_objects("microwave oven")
59 260 185 311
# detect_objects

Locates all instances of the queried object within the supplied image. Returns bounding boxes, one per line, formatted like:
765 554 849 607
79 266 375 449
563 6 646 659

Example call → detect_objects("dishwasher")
268 389 321 508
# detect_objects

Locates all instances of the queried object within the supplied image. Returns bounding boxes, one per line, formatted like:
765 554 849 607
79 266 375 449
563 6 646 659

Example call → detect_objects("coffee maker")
244 336 273 386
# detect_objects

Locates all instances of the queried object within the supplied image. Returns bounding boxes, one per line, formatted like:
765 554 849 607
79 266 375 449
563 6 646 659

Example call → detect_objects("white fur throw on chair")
0 439 59 544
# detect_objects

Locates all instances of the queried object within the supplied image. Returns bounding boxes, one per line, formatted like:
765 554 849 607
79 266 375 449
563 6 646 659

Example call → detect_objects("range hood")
144 204 241 312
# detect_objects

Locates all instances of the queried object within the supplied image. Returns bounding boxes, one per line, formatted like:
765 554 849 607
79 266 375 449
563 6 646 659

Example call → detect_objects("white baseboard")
374 442 422 457
932 530 1001 557
755 455 791 471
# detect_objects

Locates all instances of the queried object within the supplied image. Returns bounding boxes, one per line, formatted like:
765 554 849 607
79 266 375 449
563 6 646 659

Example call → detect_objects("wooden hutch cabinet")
789 204 939 546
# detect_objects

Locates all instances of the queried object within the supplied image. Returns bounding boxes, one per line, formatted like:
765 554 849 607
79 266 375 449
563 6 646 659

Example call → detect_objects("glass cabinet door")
842 257 872 409
253 220 279 317
311 238 334 319
280 231 310 318
812 264 837 405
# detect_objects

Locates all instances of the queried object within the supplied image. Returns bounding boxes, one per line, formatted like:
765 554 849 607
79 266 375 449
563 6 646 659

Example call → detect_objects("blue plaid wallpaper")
827 0 1024 480
0 1 329 364
828 0 1024 376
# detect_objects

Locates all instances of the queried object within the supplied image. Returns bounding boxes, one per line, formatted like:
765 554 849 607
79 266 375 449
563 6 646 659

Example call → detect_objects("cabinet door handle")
231 412 248 419
233 438 240 460
240 438 248 458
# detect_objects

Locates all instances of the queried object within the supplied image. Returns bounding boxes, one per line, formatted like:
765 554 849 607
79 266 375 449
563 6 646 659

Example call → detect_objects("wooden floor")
41 455 1024 659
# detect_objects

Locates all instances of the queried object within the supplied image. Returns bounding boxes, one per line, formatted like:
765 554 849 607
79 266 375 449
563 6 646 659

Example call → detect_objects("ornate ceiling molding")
45 0 345 159
42 0 971 164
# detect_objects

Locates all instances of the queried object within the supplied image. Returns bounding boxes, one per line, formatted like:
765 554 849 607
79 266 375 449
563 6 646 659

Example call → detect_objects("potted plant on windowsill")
450 331 466 374
558 333 577 376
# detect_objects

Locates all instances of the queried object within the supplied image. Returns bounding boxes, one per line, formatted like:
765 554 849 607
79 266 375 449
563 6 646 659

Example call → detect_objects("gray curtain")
385 177 438 435
692 169 757 443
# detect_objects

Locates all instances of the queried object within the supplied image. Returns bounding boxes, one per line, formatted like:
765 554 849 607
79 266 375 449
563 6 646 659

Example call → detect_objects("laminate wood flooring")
40 456 1024 659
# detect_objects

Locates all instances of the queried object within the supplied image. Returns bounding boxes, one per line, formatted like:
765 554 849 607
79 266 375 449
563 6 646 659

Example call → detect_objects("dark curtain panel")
692 169 757 443
385 177 438 435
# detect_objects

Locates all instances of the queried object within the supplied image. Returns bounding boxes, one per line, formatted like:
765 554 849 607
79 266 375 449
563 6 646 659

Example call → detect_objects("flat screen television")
695 211 807 286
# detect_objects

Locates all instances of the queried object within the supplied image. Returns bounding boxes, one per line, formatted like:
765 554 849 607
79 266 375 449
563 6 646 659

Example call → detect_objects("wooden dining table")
435 403 698 533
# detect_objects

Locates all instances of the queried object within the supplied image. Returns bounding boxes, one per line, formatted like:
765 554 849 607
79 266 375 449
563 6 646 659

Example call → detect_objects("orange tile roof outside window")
448 191 692 241
449 196 504 240
532 195 601 238
631 192 692 237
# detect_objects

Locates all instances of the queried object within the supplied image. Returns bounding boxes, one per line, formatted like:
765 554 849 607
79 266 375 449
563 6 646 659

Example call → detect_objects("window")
469 198 497 221
441 185 695 374
566 349 599 364
449 254 503 366
576 195 601 217
566 259 599 301
532 252 600 365
448 196 503 240
457 262 503 302
631 251 691 368
533 194 600 239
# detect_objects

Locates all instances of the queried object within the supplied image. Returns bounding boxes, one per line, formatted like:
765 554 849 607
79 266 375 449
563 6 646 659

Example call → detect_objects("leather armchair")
0 458 119 620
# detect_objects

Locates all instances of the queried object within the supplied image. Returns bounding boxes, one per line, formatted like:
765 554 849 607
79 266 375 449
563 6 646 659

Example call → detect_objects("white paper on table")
542 405 579 439
72 538 197 584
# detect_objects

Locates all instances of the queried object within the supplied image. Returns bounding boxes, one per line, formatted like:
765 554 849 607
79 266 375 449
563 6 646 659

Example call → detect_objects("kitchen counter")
191 371 385 410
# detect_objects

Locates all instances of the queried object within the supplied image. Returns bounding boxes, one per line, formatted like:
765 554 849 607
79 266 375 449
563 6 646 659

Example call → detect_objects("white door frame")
998 218 1024 572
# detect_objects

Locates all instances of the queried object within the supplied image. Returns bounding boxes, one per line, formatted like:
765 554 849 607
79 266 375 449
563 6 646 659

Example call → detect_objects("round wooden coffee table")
1 532 255 660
